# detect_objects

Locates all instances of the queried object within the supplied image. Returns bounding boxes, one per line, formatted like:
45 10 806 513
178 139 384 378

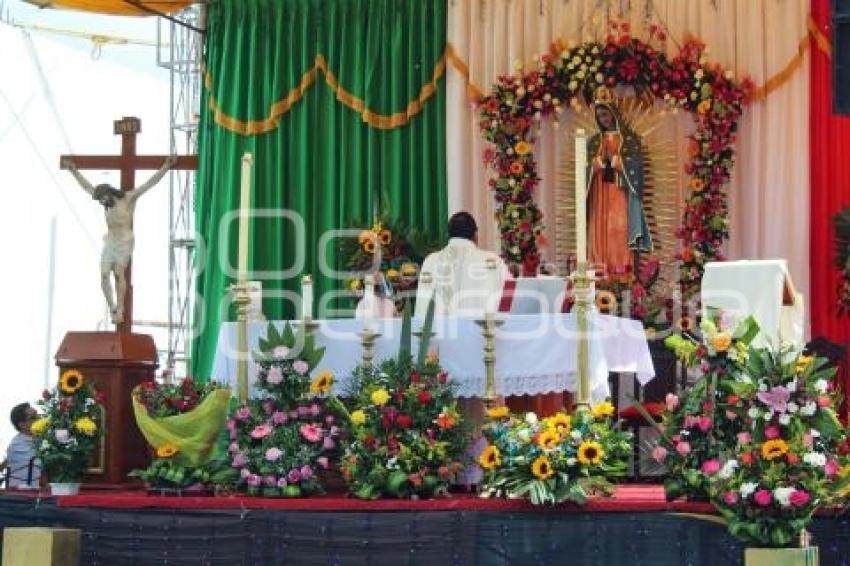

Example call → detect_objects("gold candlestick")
572 265 592 409
357 327 381 367
231 281 251 404
475 312 504 409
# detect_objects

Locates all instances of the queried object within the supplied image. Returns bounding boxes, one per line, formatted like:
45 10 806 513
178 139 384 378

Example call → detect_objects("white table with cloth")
210 313 655 402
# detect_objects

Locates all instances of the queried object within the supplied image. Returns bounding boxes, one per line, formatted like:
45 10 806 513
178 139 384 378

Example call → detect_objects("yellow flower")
711 333 732 353
531 455 554 480
577 441 604 465
425 351 439 366
310 370 334 394
59 369 84 395
363 239 377 254
386 268 400 280
591 401 615 420
401 263 418 277
796 355 813 374
514 140 532 156
30 417 49 435
761 439 789 461
595 291 617 313
479 445 501 470
349 279 363 291
350 410 366 426
371 389 390 406
697 99 712 115
537 430 561 451
546 413 571 434
73 417 97 436
486 406 510 419
379 229 392 245
156 444 179 459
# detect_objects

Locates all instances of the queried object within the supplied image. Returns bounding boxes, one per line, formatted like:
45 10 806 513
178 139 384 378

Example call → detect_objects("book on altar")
701 259 804 348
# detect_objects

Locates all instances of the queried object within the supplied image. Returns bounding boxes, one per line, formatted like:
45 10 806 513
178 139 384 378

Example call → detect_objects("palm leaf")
417 297 437 366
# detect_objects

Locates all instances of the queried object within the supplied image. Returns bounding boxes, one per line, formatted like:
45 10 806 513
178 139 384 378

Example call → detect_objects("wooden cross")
60 116 198 334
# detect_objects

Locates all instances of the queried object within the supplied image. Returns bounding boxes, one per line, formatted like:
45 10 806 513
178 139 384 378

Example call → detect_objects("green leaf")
399 301 412 359
734 316 760 345
417 296 437 366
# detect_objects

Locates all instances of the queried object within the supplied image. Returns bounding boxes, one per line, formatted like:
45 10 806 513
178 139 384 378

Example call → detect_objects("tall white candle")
237 153 254 281
574 129 588 269
301 274 313 321
484 258 498 317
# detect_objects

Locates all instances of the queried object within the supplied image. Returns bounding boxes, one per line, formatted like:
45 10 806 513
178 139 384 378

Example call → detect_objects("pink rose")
725 410 737 420
251 424 273 439
263 475 277 487
293 360 309 375
701 459 721 475
246 474 262 487
676 442 691 456
228 442 240 453
272 411 288 425
753 489 772 506
232 454 247 468
298 406 311 417
277 477 288 488
322 436 336 450
723 491 738 505
652 446 668 463
272 346 290 358
825 460 839 477
764 425 780 440
299 423 322 443
697 416 713 433
265 447 283 462
235 406 251 421
310 404 321 417
227 419 237 432
266 367 283 385
736 432 751 445
665 393 679 412
317 456 330 469
300 465 314 480
262 401 274 414
790 490 811 507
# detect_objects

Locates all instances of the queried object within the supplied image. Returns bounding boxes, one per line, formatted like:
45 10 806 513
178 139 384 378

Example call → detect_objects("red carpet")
51 484 716 513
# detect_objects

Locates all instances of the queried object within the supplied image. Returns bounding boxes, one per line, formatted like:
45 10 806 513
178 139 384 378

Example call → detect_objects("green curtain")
192 0 448 380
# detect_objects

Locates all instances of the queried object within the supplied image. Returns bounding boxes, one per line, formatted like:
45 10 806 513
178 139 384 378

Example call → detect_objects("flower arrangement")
228 323 339 497
33 369 103 483
339 215 439 306
479 23 752 287
333 304 467 499
130 377 234 492
647 311 849 546
592 257 664 324
478 403 631 505
834 207 850 315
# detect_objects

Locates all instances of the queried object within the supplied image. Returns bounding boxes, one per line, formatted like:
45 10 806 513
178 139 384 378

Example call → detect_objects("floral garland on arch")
479 24 753 293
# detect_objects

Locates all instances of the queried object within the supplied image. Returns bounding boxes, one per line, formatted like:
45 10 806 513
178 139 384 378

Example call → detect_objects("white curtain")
446 0 810 303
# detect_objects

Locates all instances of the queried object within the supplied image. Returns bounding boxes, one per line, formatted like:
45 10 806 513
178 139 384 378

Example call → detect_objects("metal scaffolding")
157 7 202 377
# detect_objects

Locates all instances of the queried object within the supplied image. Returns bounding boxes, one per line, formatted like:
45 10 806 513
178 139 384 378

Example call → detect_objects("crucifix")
60 116 198 334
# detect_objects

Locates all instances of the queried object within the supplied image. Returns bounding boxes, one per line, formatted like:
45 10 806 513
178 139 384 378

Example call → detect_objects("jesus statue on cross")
62 154 176 324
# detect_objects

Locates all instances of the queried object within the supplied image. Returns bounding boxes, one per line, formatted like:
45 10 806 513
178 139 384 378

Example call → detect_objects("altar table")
210 313 655 401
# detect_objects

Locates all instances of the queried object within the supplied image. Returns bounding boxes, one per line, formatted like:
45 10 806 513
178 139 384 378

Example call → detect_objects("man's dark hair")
10 403 32 432
447 212 478 240
92 184 124 202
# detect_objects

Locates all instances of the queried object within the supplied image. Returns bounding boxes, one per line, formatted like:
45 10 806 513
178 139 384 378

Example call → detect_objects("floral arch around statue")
479 26 753 300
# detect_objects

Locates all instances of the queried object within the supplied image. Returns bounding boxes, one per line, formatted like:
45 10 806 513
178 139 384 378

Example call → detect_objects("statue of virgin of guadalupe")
586 88 652 272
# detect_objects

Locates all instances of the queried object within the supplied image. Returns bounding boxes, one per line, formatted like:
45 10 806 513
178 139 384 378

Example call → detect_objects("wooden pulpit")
55 332 158 487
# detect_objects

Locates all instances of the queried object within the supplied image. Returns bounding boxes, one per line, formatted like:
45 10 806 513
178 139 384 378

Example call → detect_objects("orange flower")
711 333 732 353
687 140 701 158
510 161 524 175
689 178 705 192
680 248 693 262
697 99 712 115
595 291 617 313
436 413 456 430
485 99 499 113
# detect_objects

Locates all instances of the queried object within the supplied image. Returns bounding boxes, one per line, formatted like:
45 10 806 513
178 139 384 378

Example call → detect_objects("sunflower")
591 401 615 420
379 229 392 245
310 370 334 394
363 239 377 254
595 291 617 313
514 140 532 156
577 441 604 465
59 369 85 395
537 430 561 451
689 177 706 192
357 230 372 245
479 445 501 470
546 413 572 434
156 444 179 459
486 406 510 419
761 439 789 461
697 99 712 115
30 417 49 435
531 455 554 480
73 417 97 436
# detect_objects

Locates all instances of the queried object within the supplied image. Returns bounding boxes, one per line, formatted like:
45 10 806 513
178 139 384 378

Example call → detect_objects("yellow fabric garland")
131 387 231 466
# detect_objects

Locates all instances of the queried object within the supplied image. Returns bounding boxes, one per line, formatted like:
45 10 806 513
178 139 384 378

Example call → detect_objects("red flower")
741 451 754 466
437 371 448 384
618 58 640 82
485 99 499 113
417 391 433 405
396 414 413 429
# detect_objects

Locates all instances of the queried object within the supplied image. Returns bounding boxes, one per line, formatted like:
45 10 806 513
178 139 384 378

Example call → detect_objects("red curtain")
810 0 850 405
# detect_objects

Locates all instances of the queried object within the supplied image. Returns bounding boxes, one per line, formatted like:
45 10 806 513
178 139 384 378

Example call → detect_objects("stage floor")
1 485 849 565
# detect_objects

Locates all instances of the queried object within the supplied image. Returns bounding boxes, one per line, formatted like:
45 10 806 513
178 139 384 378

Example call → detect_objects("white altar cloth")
210 313 655 401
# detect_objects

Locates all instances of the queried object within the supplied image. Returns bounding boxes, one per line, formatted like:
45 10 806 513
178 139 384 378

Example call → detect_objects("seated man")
415 212 509 319
5 403 41 489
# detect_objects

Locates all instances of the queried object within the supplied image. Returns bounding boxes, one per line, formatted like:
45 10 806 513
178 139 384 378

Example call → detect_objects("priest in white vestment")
415 212 510 319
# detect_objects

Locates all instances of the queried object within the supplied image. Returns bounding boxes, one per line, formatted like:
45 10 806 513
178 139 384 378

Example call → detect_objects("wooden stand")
55 331 158 487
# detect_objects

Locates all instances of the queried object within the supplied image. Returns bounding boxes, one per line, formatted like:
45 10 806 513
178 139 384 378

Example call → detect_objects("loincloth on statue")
101 236 134 268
